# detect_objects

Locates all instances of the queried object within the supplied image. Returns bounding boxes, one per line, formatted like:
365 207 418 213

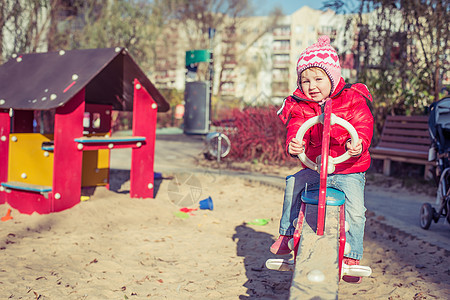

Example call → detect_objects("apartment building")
153 22 186 91
0 4 349 105
219 16 273 104
152 6 345 105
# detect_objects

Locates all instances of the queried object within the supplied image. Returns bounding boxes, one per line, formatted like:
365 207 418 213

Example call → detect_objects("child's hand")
289 138 305 156
346 139 362 156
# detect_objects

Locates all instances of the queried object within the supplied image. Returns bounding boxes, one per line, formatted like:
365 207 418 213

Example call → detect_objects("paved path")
110 132 450 252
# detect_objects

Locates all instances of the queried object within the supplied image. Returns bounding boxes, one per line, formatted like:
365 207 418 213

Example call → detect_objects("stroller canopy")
429 97 450 154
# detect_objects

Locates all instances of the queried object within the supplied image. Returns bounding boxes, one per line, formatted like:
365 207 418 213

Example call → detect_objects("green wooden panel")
185 50 211 65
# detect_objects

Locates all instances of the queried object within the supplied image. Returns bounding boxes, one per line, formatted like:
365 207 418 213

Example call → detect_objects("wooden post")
0 109 10 204
130 79 157 198
52 88 85 212
424 164 433 180
383 159 391 176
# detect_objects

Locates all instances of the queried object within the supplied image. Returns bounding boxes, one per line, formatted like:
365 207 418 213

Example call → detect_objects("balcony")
272 60 290 68
223 60 237 68
222 73 237 81
272 89 290 97
220 81 235 95
273 46 291 54
272 82 290 97
221 89 236 96
155 72 177 83
155 81 174 89
155 57 178 70
272 74 289 82
273 30 291 39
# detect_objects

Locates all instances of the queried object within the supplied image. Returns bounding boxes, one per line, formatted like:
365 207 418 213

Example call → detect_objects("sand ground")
1 168 449 299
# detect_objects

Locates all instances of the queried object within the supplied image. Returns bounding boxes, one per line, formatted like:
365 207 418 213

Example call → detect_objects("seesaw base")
266 258 372 277
290 203 340 300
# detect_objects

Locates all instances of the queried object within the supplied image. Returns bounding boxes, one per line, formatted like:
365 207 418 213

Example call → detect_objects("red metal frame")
293 201 307 260
318 99 347 280
338 204 346 279
130 79 157 198
52 88 85 212
0 109 10 205
317 100 332 236
4 189 52 214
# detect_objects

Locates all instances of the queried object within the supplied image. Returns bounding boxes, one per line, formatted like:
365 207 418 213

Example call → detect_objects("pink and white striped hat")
296 35 341 94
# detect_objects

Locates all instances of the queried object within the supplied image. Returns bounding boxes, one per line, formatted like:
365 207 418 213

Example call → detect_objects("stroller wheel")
420 203 435 230
447 199 450 224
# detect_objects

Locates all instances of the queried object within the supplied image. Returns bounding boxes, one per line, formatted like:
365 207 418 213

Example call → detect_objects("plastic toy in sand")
175 197 214 219
247 218 269 226
1 208 13 221
199 196 214 210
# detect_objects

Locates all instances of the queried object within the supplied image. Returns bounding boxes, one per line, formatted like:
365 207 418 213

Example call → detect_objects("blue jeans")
279 169 366 260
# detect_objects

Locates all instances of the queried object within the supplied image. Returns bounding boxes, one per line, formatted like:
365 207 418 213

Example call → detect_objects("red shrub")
227 106 292 164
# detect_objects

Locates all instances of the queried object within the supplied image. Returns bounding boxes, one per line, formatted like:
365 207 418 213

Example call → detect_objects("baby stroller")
420 96 450 229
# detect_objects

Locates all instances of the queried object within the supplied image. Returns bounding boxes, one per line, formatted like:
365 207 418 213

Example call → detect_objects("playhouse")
0 47 169 214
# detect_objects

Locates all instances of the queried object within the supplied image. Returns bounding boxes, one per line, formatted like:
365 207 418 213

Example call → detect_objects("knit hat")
296 35 341 95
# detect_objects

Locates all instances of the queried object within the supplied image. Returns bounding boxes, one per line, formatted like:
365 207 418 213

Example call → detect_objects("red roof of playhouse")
0 47 169 112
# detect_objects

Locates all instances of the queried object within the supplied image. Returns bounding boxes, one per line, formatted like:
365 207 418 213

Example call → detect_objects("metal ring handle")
295 116 320 171
295 113 359 172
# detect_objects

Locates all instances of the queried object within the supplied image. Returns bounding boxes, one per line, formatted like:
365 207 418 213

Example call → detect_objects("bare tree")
45 0 173 72
324 0 449 139
170 0 253 49
402 0 449 101
1 0 55 64
167 0 281 102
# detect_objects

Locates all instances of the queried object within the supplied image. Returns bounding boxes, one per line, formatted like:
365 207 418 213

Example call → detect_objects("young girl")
271 36 374 283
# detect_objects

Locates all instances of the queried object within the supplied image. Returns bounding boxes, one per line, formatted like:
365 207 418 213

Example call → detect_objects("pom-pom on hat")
296 35 341 94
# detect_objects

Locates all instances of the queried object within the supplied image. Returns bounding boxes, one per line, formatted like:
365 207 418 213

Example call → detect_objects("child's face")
300 68 332 102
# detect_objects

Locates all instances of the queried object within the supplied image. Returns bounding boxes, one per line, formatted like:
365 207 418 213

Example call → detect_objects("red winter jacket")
277 78 374 174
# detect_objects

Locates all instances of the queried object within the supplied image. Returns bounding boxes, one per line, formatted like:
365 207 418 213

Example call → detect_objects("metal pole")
217 133 222 164
208 27 215 128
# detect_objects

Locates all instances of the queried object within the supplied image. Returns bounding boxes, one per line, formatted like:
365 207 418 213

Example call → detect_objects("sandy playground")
0 169 449 299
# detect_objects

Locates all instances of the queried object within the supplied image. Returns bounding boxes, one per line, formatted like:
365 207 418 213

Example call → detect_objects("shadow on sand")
108 168 163 197
233 223 292 299
81 169 164 198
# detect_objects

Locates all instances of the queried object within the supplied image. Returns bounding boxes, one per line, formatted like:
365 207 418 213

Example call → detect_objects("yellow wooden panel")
98 149 110 169
81 132 110 187
8 133 54 186
81 150 110 187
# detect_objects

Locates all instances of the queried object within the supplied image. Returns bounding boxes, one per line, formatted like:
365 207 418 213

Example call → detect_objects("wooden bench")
370 115 433 179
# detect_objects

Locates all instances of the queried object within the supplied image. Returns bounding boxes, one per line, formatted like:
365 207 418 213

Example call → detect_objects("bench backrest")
377 115 429 152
